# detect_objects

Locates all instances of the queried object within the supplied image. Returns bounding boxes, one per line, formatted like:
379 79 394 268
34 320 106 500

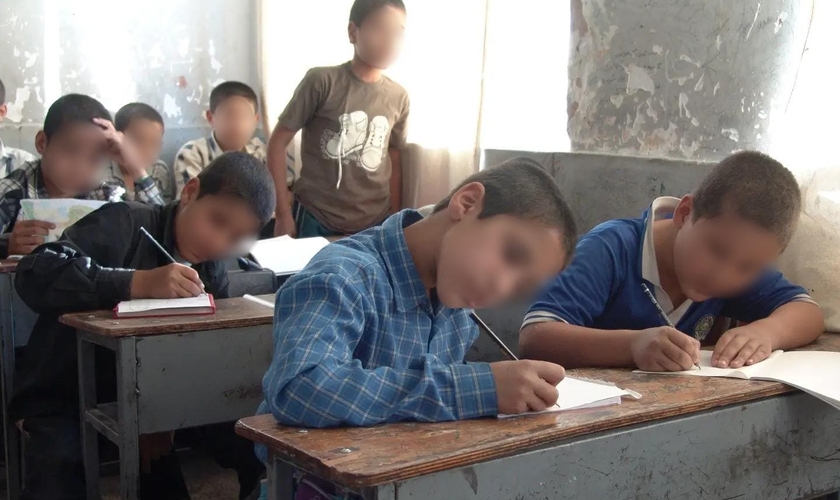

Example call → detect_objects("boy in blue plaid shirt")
258 158 576 499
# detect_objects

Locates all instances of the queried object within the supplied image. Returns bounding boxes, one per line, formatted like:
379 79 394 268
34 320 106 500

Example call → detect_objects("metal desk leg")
77 336 100 499
267 452 295 500
117 338 140 500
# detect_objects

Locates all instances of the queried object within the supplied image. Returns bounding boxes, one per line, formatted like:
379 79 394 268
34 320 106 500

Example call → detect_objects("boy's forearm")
519 322 639 368
758 302 825 350
268 126 296 214
389 148 402 213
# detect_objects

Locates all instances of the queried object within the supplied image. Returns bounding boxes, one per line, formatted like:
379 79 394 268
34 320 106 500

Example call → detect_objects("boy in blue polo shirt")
520 151 824 372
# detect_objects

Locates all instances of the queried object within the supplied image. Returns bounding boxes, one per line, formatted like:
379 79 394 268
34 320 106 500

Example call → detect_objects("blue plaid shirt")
258 210 498 429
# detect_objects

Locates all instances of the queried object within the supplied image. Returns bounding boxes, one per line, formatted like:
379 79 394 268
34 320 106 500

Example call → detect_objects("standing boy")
12 152 274 500
0 77 37 175
0 94 164 258
174 81 285 197
267 0 410 238
260 158 576 498
520 151 825 372
107 102 174 202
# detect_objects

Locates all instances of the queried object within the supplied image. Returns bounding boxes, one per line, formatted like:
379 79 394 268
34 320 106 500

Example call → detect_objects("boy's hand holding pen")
129 227 206 299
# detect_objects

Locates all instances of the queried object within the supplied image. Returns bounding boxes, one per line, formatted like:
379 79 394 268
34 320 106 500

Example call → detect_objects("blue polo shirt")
524 197 815 342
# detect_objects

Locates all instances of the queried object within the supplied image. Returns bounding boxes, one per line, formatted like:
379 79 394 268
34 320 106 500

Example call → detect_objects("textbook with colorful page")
114 294 216 319
249 236 330 275
499 377 642 419
636 350 840 411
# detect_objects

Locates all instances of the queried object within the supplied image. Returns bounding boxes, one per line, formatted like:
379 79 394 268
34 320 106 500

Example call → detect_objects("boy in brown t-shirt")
267 0 410 238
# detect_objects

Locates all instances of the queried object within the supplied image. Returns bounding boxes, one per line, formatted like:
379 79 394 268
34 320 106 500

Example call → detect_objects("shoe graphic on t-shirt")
360 116 390 172
325 111 368 159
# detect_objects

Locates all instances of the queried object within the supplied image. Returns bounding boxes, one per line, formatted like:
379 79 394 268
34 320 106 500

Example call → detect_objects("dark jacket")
10 201 234 419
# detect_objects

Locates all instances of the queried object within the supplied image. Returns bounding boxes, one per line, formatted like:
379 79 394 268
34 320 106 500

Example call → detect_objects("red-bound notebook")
113 294 216 319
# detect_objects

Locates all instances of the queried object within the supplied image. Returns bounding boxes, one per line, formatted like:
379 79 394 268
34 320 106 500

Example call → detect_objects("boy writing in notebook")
0 77 37 175
107 102 174 202
0 93 164 258
174 81 283 197
259 158 575 498
520 151 825 372
268 0 410 238
11 152 274 499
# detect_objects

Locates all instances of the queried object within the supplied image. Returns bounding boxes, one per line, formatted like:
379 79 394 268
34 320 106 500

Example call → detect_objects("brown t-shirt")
278 62 410 234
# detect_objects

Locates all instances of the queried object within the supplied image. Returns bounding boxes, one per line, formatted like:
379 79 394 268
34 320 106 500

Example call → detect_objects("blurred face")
175 179 263 264
671 196 784 302
206 97 259 152
350 5 406 69
435 183 568 309
123 118 164 169
35 122 108 196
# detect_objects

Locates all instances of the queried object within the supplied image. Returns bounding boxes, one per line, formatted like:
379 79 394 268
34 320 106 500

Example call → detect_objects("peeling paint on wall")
568 0 810 161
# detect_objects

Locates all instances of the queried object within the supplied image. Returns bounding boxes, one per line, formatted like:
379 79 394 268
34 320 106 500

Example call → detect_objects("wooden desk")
66 295 275 500
238 334 840 500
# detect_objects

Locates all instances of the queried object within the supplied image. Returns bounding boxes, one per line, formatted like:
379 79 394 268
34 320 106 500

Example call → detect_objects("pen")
140 226 176 264
471 312 518 361
640 283 700 371
140 226 205 292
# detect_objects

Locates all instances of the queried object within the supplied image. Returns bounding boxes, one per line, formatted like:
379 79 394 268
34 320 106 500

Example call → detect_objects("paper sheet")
18 199 108 243
249 236 330 275
634 350 784 379
499 376 641 418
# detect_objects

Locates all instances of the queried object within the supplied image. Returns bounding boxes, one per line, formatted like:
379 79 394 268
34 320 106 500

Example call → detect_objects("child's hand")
631 326 700 372
9 220 56 255
274 211 297 238
131 264 205 299
93 118 147 180
491 360 565 414
712 326 773 368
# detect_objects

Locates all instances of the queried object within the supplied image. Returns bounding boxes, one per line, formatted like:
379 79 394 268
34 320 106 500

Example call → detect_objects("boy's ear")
673 195 694 228
205 110 214 126
0 103 7 120
348 22 359 44
180 177 201 205
35 130 47 155
447 182 485 222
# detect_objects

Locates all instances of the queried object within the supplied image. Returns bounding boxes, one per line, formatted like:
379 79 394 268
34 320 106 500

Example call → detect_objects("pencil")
471 312 518 361
640 283 700 371
140 227 176 264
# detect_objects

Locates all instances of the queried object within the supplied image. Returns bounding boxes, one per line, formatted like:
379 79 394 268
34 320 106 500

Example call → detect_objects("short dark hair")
197 151 276 225
350 0 406 26
43 94 111 140
114 102 164 132
0 78 5 104
433 158 578 264
693 150 801 247
209 81 259 114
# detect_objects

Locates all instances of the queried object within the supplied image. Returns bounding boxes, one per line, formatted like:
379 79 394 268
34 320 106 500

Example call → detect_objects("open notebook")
499 377 642 419
114 294 216 318
249 236 330 275
636 350 840 411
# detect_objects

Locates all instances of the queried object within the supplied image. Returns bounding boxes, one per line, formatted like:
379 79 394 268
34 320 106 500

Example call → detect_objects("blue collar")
378 210 430 313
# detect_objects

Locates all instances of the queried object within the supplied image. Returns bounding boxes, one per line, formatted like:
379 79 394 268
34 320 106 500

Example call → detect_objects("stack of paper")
249 236 330 275
499 377 642 418
114 294 216 318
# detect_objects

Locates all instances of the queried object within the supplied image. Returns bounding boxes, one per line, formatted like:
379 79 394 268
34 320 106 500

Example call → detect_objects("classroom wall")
568 0 811 161
0 0 260 165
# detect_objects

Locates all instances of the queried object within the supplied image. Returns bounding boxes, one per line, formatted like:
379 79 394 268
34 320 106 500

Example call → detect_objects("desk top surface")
236 333 840 489
61 294 275 337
